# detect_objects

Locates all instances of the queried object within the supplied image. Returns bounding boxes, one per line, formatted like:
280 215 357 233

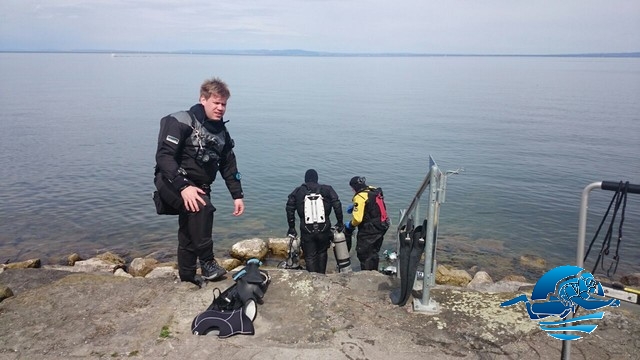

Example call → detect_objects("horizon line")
1 49 639 58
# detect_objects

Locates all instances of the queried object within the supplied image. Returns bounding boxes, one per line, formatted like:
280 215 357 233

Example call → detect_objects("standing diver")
285 169 344 273
154 77 245 285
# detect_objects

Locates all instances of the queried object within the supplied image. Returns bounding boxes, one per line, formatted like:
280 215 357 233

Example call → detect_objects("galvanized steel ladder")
395 155 460 313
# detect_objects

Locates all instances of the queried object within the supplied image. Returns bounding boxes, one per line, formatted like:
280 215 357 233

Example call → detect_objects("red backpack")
367 187 389 227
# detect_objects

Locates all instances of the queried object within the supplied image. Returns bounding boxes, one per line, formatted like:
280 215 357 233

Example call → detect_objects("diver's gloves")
346 204 354 214
287 227 298 238
335 222 345 233
344 221 354 236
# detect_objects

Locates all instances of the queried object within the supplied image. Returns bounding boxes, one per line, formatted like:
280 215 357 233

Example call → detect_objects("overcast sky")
1 0 639 54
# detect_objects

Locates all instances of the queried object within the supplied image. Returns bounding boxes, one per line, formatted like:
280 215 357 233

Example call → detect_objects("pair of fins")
191 258 271 337
390 220 427 306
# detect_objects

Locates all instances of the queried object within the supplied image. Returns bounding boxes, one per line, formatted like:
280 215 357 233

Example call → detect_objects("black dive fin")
390 225 413 305
396 225 426 306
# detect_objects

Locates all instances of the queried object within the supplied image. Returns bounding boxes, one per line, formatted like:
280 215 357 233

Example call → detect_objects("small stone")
96 252 125 265
500 274 527 282
519 254 546 269
620 273 640 286
0 285 14 302
67 253 82 266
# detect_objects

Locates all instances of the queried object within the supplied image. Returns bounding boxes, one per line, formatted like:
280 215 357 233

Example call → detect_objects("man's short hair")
200 77 230 100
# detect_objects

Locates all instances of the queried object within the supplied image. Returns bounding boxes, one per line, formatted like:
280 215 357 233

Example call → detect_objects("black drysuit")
155 104 243 281
285 182 343 273
347 186 389 271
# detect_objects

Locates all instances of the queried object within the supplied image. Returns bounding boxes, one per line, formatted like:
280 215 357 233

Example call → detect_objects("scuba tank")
331 227 352 273
279 235 302 269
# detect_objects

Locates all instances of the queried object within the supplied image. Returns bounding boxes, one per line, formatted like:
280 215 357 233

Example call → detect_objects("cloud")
1 0 639 53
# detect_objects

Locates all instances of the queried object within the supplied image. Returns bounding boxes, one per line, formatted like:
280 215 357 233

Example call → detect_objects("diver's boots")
200 259 227 281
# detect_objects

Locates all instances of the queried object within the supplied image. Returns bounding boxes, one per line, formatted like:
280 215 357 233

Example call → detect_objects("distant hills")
169 49 640 58
2 49 639 58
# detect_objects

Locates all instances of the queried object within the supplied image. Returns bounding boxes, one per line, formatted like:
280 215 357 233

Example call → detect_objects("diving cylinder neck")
331 228 352 273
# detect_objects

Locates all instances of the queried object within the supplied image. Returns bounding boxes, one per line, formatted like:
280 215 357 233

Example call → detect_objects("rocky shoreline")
5 230 638 287
0 237 546 297
2 236 640 359
3 237 640 359
2 268 640 359
3 236 639 295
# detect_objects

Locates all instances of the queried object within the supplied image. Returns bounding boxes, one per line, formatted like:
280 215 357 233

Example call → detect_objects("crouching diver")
344 176 390 271
154 77 245 285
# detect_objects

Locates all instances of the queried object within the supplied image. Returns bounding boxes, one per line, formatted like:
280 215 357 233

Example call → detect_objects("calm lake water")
1 53 639 279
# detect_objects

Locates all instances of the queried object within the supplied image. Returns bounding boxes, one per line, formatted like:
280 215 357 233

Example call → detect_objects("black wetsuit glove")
287 227 298 238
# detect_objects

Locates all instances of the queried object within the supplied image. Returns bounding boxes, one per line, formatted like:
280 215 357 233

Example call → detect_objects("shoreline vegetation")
1 49 639 58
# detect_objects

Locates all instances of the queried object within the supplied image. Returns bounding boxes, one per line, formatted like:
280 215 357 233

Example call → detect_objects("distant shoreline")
1 49 639 58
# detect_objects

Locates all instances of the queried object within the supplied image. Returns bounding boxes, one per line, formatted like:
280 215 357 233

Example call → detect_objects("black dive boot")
200 259 227 281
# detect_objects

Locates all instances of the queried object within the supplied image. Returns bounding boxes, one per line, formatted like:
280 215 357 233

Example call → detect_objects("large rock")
3 259 41 269
466 271 493 290
129 257 159 277
268 237 291 259
220 257 242 271
230 238 269 261
436 265 472 286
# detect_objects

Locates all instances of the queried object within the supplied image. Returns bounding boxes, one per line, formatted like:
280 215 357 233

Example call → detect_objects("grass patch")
159 325 171 338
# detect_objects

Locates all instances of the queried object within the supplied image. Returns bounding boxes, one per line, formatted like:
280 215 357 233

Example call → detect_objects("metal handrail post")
576 182 603 268
419 164 439 307
562 181 600 360
412 162 442 313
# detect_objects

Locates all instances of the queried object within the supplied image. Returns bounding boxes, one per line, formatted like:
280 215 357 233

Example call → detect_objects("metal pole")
413 164 440 313
422 165 437 303
576 182 602 268
561 181 601 360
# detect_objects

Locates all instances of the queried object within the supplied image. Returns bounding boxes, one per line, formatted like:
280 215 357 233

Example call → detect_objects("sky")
1 0 639 54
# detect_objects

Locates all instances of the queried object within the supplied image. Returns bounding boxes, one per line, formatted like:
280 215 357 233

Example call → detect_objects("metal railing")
395 155 459 313
562 180 639 360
